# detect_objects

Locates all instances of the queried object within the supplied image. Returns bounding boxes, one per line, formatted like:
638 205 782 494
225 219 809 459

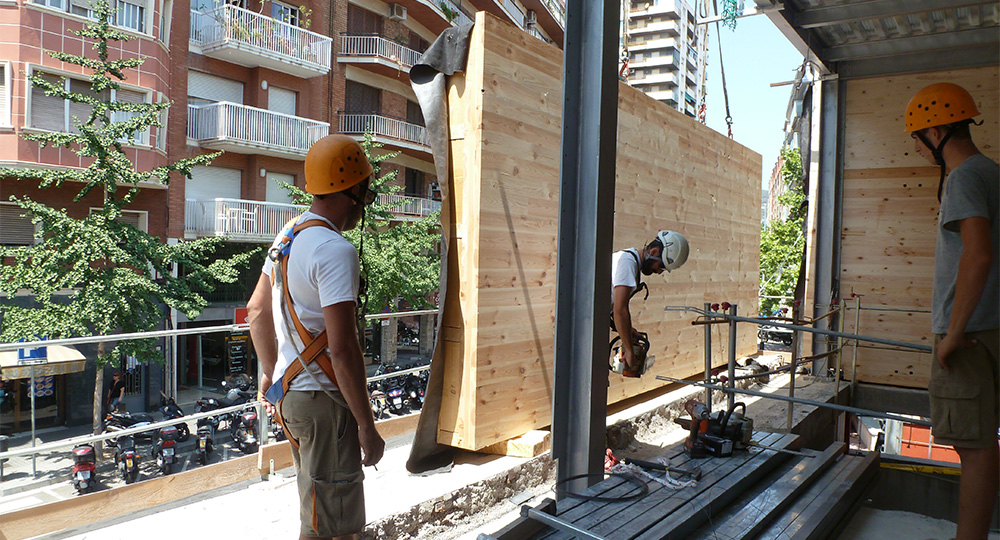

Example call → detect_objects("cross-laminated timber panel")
840 67 999 389
437 13 761 451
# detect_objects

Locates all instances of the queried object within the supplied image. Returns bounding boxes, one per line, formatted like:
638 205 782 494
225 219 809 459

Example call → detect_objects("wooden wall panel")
841 67 999 389
438 13 762 450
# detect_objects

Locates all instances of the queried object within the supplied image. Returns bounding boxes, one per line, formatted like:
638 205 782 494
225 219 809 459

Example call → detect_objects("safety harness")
609 250 649 332
265 217 342 449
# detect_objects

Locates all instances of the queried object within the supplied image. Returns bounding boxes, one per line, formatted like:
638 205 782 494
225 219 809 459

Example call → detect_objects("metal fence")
338 113 429 147
184 198 305 243
339 34 422 70
187 102 330 157
189 5 332 69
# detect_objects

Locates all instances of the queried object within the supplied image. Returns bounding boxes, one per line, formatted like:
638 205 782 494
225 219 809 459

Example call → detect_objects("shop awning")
0 345 87 379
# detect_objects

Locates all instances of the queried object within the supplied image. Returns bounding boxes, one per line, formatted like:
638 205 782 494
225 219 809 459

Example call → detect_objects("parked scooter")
404 371 425 411
158 391 190 442
113 434 141 484
103 411 156 444
71 443 98 494
151 425 180 475
369 383 388 420
195 417 215 466
230 404 259 454
195 383 254 430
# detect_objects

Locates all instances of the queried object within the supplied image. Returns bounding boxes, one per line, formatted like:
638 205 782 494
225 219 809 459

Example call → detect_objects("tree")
759 147 805 315
277 133 441 317
0 0 254 436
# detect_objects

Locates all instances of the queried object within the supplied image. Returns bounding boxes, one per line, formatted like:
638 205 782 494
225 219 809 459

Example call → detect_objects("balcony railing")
526 26 551 43
442 0 474 26
339 113 429 148
340 34 423 70
540 0 565 27
188 102 330 159
189 5 332 78
379 193 441 217
185 199 306 243
499 0 525 27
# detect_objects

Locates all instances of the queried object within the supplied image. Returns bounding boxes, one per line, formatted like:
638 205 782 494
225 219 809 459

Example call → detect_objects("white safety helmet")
656 230 689 272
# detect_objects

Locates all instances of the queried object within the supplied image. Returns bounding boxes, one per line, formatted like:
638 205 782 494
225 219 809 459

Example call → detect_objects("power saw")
610 331 653 378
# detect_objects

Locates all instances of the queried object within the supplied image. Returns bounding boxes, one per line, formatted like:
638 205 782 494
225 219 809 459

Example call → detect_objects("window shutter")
115 88 147 143
0 65 7 124
267 87 296 116
31 73 66 131
187 166 242 200
0 204 36 245
265 172 295 204
187 71 243 103
68 78 107 133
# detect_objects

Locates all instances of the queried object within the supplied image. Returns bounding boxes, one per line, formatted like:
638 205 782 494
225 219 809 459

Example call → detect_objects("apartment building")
624 0 708 118
0 0 565 430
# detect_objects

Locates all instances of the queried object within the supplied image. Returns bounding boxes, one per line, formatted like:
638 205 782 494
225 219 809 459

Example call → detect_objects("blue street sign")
17 338 47 363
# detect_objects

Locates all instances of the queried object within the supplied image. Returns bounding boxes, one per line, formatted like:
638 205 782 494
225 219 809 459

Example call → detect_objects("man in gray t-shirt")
906 82 998 540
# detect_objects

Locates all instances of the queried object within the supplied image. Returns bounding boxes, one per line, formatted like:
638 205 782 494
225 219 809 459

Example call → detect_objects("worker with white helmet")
906 83 998 540
610 230 689 377
248 134 385 539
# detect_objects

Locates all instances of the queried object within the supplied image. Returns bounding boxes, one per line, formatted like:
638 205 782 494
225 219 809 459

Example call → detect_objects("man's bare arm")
937 216 993 369
247 273 277 412
613 285 636 368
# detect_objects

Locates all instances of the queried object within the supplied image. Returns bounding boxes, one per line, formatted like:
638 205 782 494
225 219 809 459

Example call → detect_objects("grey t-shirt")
932 153 1000 334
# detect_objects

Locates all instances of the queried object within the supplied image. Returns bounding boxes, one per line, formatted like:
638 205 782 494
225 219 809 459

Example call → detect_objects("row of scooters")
368 363 429 420
71 382 283 495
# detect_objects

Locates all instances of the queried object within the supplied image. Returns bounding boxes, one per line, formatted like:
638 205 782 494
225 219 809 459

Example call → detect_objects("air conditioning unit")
389 3 407 21
525 9 537 24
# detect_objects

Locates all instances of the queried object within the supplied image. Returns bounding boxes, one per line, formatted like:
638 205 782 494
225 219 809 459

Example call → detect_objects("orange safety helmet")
904 83 980 132
304 135 374 195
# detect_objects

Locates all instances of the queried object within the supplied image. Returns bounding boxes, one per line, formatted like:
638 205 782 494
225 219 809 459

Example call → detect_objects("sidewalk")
0 386 225 496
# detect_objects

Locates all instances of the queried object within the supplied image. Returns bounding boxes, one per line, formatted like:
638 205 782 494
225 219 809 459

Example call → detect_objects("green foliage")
721 0 745 30
0 0 253 367
759 147 805 315
277 133 441 322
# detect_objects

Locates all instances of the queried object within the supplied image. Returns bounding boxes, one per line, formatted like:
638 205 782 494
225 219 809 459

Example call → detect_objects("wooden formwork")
840 67 999 389
438 13 762 451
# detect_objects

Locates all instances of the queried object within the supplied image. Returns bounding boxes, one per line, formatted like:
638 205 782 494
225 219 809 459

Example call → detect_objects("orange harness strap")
272 218 342 449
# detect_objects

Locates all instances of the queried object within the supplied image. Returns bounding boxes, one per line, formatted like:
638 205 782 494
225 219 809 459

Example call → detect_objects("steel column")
704 302 713 412
551 0 619 498
811 76 842 373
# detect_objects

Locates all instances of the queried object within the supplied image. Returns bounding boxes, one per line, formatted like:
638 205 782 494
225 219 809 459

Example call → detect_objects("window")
0 63 10 127
406 100 424 127
89 207 149 232
271 0 298 26
114 0 146 32
159 0 172 44
345 81 381 114
347 4 382 35
0 203 37 246
404 168 423 197
408 31 429 53
29 69 150 144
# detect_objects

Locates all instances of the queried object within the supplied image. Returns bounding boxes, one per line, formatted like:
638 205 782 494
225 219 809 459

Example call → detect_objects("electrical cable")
554 472 649 502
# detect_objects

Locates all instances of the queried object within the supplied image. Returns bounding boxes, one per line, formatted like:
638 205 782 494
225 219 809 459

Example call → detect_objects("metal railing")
339 34 422 70
189 5 332 69
526 26 551 43
444 0 474 26
185 198 306 242
187 102 330 157
498 0 525 27
338 113 429 147
540 0 565 27
378 193 441 217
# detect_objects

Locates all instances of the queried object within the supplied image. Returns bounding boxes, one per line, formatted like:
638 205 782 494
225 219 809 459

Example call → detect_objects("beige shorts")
279 390 365 537
929 329 1000 449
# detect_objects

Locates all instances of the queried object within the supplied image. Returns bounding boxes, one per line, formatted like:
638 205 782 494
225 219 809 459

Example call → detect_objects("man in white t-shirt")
611 230 689 374
247 135 384 540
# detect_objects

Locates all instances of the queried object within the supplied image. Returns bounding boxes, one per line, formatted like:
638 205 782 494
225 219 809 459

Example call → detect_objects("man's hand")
359 424 385 467
936 332 978 371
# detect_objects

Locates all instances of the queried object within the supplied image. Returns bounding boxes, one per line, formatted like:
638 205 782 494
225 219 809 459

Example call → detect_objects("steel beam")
837 43 1000 79
825 27 998 62
551 0 619 499
792 0 993 29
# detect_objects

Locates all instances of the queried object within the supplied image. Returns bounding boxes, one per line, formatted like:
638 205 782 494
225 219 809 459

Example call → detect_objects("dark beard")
641 257 658 275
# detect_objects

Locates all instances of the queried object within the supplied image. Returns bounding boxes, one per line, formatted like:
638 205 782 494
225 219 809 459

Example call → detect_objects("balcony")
519 0 564 43
379 193 442 218
189 5 332 79
338 113 430 156
185 199 305 243
629 20 680 37
187 102 330 159
629 72 678 87
338 34 424 77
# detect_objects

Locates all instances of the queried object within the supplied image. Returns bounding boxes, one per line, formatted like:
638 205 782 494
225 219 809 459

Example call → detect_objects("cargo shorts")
928 328 1000 449
279 390 366 537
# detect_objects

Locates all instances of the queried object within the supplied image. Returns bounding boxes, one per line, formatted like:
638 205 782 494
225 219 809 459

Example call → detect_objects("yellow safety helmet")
904 83 980 132
304 135 374 195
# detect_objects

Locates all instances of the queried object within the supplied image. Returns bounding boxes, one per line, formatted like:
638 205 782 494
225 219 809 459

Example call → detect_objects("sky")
699 9 805 190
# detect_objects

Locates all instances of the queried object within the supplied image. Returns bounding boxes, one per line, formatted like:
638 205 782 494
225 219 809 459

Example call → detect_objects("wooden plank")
712 443 845 540
480 430 551 457
754 453 857 540
437 12 762 451
580 433 795 540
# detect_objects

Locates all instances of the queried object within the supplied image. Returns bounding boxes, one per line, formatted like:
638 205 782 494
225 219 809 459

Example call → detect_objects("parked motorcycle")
404 371 425 411
369 384 388 420
71 443 98 494
195 417 215 466
385 379 408 415
230 404 259 454
194 384 254 430
269 411 286 442
104 411 156 444
151 425 180 475
113 434 141 484
158 391 190 442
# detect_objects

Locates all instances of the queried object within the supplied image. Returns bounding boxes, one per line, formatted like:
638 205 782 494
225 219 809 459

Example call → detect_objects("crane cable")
619 0 630 81
712 0 734 138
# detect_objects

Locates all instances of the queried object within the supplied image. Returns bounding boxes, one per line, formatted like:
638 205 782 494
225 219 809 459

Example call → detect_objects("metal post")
851 295 862 399
787 302 799 431
727 304 737 412
704 302 713 412
834 299 846 443
551 0 620 499
30 365 37 478
258 400 269 446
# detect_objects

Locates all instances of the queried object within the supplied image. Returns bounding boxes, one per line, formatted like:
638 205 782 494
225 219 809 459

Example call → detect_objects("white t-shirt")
611 248 640 305
262 211 360 392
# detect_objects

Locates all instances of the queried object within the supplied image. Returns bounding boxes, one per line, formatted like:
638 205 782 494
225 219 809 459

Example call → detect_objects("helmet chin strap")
915 128 954 202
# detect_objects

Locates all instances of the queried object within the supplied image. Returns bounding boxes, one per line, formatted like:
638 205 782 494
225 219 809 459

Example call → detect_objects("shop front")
0 345 86 435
